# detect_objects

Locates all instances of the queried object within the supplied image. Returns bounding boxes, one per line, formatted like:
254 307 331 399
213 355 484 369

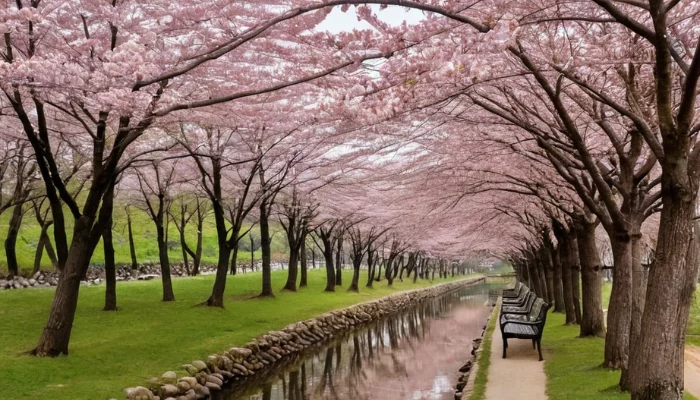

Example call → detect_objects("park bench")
502 285 530 305
502 281 523 298
501 292 538 316
501 297 546 322
502 290 535 312
500 298 550 361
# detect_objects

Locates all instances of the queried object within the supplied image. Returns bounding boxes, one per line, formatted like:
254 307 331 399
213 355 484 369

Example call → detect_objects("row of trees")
1 1 699 399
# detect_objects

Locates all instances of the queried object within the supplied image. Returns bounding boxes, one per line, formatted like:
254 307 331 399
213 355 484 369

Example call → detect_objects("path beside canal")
484 325 548 400
687 346 700 398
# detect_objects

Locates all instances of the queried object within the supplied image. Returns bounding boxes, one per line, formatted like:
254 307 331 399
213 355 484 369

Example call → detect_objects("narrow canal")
214 282 500 400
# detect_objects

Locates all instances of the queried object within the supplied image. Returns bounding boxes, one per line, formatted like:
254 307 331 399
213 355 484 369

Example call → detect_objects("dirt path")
686 346 700 398
485 322 548 400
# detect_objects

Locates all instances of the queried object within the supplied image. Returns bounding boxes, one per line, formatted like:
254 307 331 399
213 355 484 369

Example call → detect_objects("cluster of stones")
454 312 492 399
123 277 484 400
0 264 218 291
0 270 59 289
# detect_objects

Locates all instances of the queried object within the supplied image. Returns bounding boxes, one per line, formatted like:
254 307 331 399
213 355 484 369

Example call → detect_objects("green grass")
0 204 289 275
0 268 474 400
467 300 498 400
543 312 698 400
689 291 700 347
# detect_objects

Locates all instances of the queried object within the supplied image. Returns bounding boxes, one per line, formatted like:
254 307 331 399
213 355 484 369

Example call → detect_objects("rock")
160 384 179 398
178 377 198 387
459 361 473 373
193 383 210 398
32 270 41 280
182 364 198 376
125 386 155 400
13 281 21 289
205 381 221 391
205 375 223 387
28 278 36 286
176 381 191 392
161 371 177 383
93 278 101 284
191 360 208 372
183 389 197 400
49 278 59 286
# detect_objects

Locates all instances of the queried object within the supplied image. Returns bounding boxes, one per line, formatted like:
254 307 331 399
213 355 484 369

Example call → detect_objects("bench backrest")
513 285 530 301
528 298 545 321
534 301 551 330
522 291 536 310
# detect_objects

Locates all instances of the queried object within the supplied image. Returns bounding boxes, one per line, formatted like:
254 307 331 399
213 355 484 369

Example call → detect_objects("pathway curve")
686 346 700 398
485 321 548 400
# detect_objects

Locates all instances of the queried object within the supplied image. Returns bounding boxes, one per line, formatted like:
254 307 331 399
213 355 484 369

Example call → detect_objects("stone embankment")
122 276 485 400
0 263 219 291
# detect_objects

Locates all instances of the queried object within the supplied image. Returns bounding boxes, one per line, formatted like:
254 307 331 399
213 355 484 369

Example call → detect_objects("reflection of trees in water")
220 285 493 400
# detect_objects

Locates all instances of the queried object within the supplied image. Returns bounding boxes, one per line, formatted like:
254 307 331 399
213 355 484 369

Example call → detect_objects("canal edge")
459 296 500 400
122 276 486 400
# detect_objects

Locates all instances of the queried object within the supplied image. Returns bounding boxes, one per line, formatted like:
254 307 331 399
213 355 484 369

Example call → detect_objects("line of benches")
500 281 550 361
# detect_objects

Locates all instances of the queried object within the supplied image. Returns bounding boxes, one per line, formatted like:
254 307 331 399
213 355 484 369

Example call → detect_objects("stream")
214 282 500 400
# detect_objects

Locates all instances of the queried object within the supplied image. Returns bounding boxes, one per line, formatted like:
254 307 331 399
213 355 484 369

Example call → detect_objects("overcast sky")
316 5 426 33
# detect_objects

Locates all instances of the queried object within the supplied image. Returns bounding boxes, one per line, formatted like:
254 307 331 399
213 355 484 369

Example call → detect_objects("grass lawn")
0 268 475 400
543 281 699 400
688 292 700 347
467 299 498 400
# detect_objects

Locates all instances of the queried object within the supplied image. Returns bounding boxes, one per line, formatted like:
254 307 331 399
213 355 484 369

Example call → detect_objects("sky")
315 4 426 33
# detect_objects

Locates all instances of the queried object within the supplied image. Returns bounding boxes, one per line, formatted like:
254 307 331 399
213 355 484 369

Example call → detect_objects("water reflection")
215 283 497 400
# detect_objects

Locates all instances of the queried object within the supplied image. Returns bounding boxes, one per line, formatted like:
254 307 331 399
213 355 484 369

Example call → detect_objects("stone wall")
0 264 219 291
122 276 485 400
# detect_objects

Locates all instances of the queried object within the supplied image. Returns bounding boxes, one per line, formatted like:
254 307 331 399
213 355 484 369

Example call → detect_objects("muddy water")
215 283 497 400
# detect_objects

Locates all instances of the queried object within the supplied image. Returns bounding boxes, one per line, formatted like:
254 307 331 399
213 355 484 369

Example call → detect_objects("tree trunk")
321 237 335 292
102 220 117 311
348 258 361 292
32 214 98 356
204 244 231 307
628 180 699 400
33 240 88 356
335 236 343 286
366 260 374 288
528 260 543 298
127 212 138 271
5 203 24 278
193 220 203 276
568 235 583 325
622 232 646 390
283 242 299 291
33 223 56 275
552 243 565 313
156 218 175 302
543 247 555 305
605 230 634 376
259 201 273 297
574 220 606 338
385 256 396 286
374 259 382 282
229 244 238 276
179 212 191 276
300 235 308 288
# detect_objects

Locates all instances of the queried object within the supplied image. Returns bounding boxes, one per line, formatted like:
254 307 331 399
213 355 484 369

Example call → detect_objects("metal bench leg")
502 337 507 359
536 339 543 361
532 339 536 349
